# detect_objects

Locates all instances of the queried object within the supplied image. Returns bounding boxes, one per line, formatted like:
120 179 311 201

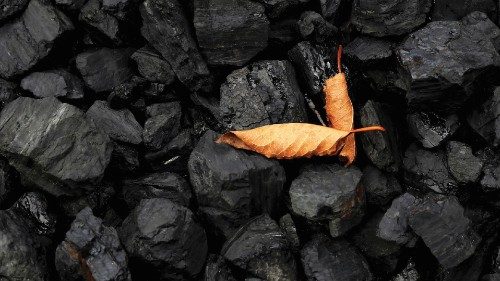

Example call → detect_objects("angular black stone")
143 102 182 151
362 165 402 207
140 0 212 93
301 234 373 281
377 193 418 246
446 141 484 183
12 192 56 236
144 129 193 171
432 0 497 21
408 112 460 148
131 46 175 84
289 163 365 237
351 0 431 37
194 0 269 66
109 142 140 174
0 0 29 21
76 48 134 92
79 0 121 44
468 87 500 147
106 76 146 110
0 97 112 196
320 0 341 18
0 0 74 78
345 36 393 64
86 100 142 145
477 148 500 191
220 60 307 130
297 11 336 43
21 70 84 100
204 254 237 281
222 215 298 280
119 198 208 279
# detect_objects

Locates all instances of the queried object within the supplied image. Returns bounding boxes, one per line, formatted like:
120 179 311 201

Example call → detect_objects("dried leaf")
216 123 384 159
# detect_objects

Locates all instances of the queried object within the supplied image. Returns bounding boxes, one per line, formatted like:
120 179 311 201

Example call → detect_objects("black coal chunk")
446 141 484 183
194 0 269 66
403 144 458 194
477 148 500 191
220 60 307 130
79 0 121 44
432 0 497 21
359 100 402 172
377 193 418 246
319 0 341 18
0 79 19 110
122 172 192 209
222 215 298 280
204 254 237 281
12 192 56 236
301 234 373 281
408 193 480 268
289 163 365 237
0 0 74 79
0 0 29 21
76 48 134 92
144 129 193 171
345 36 393 64
140 0 212 93
362 165 402 207
109 142 140 174
86 100 142 145
119 198 208 279
188 131 285 239
131 46 175 84
55 207 131 281
21 70 84 100
143 102 182 151
351 0 431 37
391 259 419 281
467 87 500 147
279 214 300 251
0 97 112 196
397 13 500 113
288 41 336 96
407 112 460 148
297 11 336 43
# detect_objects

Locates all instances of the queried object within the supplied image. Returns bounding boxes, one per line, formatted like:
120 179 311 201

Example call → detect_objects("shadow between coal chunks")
468 87 500 147
431 0 497 22
143 101 182 151
362 165 402 207
21 69 84 100
0 0 29 21
0 79 18 110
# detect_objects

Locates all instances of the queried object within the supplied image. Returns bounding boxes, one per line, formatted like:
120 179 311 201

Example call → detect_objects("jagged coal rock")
289 163 365 237
143 101 182 151
476 148 500 191
345 36 393 64
140 0 212 93
0 97 112 196
0 0 74 79
0 0 29 21
279 214 300 251
79 0 121 44
222 215 298 280
319 0 341 18
301 234 373 281
131 46 175 84
362 165 402 207
194 0 269 66
220 60 307 130
431 0 497 21
407 112 460 148
13 192 56 236
55 207 131 281
446 141 484 184
119 198 208 280
468 87 500 147
377 193 418 246
204 254 237 281
21 70 84 100
297 11 337 43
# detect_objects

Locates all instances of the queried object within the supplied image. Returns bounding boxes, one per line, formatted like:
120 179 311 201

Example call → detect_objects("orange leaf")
216 123 384 159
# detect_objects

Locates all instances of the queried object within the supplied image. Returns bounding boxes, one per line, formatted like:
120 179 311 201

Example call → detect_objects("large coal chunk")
131 46 175 84
76 48 134 92
359 100 402 172
86 100 142 145
0 97 112 196
79 0 121 44
188 131 285 239
398 14 500 113
432 0 497 21
289 163 365 237
220 60 307 130
377 193 418 246
408 193 480 268
345 36 393 64
194 0 269 66
351 0 431 37
143 102 182 151
403 144 458 194
119 198 208 279
0 0 74 79
407 112 460 148
55 207 131 281
446 141 484 183
140 0 212 93
362 165 402 207
21 70 84 100
301 234 373 281
467 87 500 147
222 215 298 280
0 0 29 21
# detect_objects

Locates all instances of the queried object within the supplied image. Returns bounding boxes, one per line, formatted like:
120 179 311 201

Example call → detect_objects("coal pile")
0 0 500 280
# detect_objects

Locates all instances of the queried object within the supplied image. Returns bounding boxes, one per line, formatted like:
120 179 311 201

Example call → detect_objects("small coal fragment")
0 79 18 109
289 163 365 237
122 172 192 209
140 0 212 93
403 144 458 194
79 0 121 44
55 0 87 10
0 0 74 78
297 11 336 43
0 97 112 196
61 184 116 218
345 36 393 64
408 193 480 268
279 214 300 251
446 141 484 183
301 234 373 281
109 142 140 174
106 76 146 109
220 60 307 130
194 0 269 66
362 165 402 207
12 192 56 236
55 207 131 281
360 100 402 172
143 102 182 151
119 198 208 279
408 112 460 148
21 70 84 100
398 14 500 112
432 0 497 21
320 0 341 18
351 0 431 37
477 148 500 191
131 46 175 84
288 41 336 96
222 215 298 280
87 100 142 145
76 48 134 92
0 0 29 21
204 254 237 281
188 131 285 239
467 87 500 147
377 193 418 246
391 259 419 281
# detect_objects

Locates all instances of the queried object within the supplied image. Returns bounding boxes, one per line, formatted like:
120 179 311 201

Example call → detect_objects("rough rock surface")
408 112 460 148
0 0 30 21
204 255 237 281
319 0 341 18
131 46 175 84
362 165 402 207
143 102 182 151
220 60 307 130
21 70 84 99
345 36 393 64
79 0 121 43
194 0 269 66
297 11 336 43
446 141 484 183
477 148 500 191
377 193 418 245
431 0 497 21
0 97 112 196
467 87 500 147
55 0 87 10
0 79 19 109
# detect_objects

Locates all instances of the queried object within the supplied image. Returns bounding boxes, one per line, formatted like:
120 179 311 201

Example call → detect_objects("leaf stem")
350 126 385 133
337 45 343 73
